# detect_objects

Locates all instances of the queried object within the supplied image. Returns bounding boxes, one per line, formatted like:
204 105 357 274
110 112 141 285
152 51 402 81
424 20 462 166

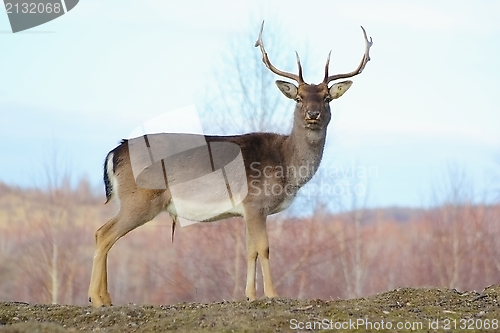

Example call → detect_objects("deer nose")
306 110 320 120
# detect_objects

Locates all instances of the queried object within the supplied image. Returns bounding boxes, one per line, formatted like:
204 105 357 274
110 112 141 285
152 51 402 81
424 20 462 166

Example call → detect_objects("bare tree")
199 21 306 135
194 21 308 301
14 148 91 304
494 150 500 202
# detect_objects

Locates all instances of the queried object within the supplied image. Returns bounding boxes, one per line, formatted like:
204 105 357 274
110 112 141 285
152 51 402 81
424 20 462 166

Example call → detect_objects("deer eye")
324 96 332 103
295 96 302 103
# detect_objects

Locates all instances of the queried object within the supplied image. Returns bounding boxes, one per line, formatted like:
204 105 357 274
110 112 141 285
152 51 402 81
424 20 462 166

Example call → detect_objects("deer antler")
255 21 305 84
324 26 373 84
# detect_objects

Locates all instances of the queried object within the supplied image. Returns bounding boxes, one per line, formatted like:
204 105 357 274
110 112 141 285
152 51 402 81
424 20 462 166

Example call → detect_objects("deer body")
88 22 372 307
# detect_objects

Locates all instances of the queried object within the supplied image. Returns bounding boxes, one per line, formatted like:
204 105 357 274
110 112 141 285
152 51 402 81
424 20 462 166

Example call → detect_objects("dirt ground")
1 286 500 332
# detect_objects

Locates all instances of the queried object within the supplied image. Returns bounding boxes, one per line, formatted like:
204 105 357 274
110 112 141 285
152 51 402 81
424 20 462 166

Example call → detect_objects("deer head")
255 21 372 133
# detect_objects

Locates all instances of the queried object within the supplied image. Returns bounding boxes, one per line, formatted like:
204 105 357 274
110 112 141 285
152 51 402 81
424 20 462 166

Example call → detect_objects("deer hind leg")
244 209 277 301
88 191 167 307
88 219 117 307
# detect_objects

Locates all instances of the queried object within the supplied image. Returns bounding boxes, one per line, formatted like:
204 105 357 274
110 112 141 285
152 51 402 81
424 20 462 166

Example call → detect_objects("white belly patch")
166 198 244 225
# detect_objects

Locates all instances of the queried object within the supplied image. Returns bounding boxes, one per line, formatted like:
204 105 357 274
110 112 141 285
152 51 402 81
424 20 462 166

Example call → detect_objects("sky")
0 0 499 208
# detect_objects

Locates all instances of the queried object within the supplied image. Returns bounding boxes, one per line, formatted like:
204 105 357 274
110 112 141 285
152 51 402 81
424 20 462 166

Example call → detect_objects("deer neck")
283 119 327 187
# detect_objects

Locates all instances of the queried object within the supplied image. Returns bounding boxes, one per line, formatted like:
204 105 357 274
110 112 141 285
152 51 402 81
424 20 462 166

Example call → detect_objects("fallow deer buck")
88 22 372 307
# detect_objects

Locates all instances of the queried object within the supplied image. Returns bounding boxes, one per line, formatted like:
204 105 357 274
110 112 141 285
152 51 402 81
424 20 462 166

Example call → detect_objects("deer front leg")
244 210 277 300
259 242 278 298
245 227 258 301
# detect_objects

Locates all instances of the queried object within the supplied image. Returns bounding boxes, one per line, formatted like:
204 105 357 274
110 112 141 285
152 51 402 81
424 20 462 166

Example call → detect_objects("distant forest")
0 180 499 305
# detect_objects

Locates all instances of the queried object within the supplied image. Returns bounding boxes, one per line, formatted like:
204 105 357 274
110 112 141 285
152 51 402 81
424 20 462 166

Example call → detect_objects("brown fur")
88 24 372 307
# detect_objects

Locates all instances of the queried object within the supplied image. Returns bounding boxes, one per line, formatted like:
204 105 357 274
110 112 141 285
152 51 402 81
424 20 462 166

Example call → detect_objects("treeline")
0 181 499 306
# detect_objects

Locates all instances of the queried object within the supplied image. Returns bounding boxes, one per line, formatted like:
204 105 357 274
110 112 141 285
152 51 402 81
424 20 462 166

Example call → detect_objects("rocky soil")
2 286 500 332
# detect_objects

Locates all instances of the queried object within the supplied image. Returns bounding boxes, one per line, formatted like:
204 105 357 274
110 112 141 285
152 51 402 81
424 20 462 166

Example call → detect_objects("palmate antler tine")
324 26 373 84
255 21 305 84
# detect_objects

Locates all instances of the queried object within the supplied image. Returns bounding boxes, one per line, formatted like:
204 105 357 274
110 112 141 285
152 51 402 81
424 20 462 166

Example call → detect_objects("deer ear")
275 80 298 99
329 80 353 99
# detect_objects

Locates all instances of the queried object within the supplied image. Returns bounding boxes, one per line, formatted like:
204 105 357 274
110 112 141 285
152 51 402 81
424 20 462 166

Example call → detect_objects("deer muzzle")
305 110 321 122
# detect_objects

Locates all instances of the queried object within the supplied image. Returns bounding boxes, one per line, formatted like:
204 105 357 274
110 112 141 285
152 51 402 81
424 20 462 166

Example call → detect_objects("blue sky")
0 0 499 208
